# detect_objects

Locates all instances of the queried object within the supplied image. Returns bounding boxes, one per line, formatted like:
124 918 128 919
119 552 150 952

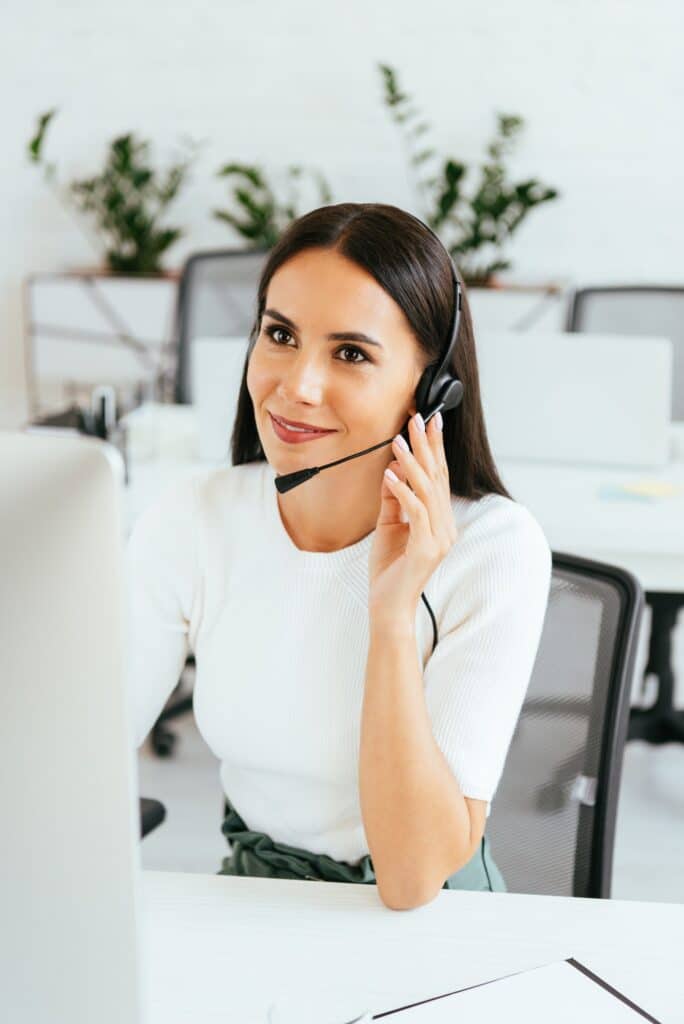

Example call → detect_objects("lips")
269 412 336 434
268 411 338 445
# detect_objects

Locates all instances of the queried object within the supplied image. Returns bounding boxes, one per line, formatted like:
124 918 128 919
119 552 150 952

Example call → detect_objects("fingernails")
394 433 409 452
435 410 443 431
414 412 425 432
385 467 398 482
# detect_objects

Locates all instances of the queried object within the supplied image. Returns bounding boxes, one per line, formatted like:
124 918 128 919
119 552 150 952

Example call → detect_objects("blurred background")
4 0 684 425
4 0 684 904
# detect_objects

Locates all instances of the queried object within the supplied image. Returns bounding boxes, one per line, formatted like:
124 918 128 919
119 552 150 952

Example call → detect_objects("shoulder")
125 463 262 613
453 492 550 561
126 461 271 587
437 492 552 610
129 461 267 539
195 459 269 513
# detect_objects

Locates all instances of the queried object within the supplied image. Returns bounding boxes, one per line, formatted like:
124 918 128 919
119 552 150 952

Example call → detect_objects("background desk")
497 424 684 745
141 871 682 1023
497 424 684 594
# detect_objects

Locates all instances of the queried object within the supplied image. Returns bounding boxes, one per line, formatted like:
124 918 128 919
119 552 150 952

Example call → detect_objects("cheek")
246 351 272 403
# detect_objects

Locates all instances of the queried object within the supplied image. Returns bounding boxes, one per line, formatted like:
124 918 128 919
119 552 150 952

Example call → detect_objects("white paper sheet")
383 960 654 1022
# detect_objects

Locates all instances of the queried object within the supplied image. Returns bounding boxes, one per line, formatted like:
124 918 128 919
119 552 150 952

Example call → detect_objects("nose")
275 350 328 405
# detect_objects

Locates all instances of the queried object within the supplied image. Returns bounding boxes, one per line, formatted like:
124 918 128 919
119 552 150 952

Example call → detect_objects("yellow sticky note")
621 480 684 498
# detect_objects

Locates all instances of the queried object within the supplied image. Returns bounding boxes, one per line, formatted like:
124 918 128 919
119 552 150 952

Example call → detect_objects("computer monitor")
0 431 143 1023
476 329 672 469
191 335 250 462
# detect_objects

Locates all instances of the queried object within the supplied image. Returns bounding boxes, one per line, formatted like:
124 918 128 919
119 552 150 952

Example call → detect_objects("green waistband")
217 798 506 892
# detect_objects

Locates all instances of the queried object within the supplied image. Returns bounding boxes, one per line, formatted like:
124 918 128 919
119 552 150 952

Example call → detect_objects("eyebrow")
262 307 384 349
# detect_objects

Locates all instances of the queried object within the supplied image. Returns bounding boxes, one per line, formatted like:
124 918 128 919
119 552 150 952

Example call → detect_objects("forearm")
359 614 473 910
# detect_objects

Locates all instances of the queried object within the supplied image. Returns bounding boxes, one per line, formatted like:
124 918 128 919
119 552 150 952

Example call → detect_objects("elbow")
375 843 476 911
376 874 443 912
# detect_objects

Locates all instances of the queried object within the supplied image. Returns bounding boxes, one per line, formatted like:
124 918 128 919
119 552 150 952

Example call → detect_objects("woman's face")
246 247 426 472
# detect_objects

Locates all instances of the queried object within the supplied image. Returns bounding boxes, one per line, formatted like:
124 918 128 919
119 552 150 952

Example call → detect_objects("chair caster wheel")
151 726 177 758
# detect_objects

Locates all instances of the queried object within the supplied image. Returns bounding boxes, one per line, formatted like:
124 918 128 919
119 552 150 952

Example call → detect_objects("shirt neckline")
260 461 375 571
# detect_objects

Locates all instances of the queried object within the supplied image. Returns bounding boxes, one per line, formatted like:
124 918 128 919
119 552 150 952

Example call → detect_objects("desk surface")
141 871 682 1024
499 429 684 593
124 424 684 594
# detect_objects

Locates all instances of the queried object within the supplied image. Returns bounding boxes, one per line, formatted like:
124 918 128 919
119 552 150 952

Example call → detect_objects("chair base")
149 659 195 757
140 797 166 838
151 693 194 756
627 592 684 746
629 707 684 744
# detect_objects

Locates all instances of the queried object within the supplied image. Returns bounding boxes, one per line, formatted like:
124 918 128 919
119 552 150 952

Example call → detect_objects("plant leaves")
214 160 334 248
27 108 57 163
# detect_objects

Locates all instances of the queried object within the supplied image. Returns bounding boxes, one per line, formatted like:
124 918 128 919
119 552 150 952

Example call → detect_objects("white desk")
142 871 681 1023
497 423 684 596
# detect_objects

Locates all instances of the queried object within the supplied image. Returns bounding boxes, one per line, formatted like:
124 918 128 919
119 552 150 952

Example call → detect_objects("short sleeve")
423 499 552 803
124 478 199 748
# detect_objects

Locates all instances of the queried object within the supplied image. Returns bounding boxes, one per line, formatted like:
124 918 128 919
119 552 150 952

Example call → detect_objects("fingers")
390 411 455 551
383 467 432 540
426 410 450 482
408 412 438 480
391 413 440 535
378 458 406 527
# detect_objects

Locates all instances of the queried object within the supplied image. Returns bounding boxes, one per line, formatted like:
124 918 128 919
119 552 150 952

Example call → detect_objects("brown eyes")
263 324 370 365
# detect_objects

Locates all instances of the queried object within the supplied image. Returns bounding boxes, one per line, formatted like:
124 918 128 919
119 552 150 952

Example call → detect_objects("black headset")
412 261 464 433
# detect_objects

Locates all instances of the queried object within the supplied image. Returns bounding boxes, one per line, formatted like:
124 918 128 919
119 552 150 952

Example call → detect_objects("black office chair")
150 655 196 757
151 247 270 756
566 285 684 749
566 285 684 421
173 247 271 405
487 551 644 898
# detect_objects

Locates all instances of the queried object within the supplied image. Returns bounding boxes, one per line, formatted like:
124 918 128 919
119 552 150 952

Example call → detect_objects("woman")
126 202 552 910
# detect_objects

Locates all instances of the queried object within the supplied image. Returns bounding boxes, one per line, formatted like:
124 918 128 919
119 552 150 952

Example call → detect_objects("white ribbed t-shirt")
125 459 552 864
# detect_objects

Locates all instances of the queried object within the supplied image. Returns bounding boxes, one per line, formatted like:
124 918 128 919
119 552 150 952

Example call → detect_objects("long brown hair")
230 202 512 501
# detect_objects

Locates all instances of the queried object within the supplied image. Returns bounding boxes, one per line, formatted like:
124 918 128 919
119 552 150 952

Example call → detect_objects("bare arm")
359 613 487 911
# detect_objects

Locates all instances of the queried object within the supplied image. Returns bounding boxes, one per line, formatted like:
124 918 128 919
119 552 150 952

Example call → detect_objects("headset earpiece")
433 376 464 415
412 258 464 427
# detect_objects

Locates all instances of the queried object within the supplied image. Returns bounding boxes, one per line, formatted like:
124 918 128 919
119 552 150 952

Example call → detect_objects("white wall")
3 0 683 426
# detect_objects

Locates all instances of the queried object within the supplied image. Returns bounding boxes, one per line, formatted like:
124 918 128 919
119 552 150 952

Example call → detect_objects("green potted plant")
27 109 198 275
213 161 333 248
25 110 200 418
378 64 559 286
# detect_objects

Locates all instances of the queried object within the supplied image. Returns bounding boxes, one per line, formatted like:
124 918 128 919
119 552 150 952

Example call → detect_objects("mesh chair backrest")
567 287 684 420
175 249 270 403
487 553 642 898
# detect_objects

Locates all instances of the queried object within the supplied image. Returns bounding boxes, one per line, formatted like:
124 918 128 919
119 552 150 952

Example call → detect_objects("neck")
274 448 388 553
